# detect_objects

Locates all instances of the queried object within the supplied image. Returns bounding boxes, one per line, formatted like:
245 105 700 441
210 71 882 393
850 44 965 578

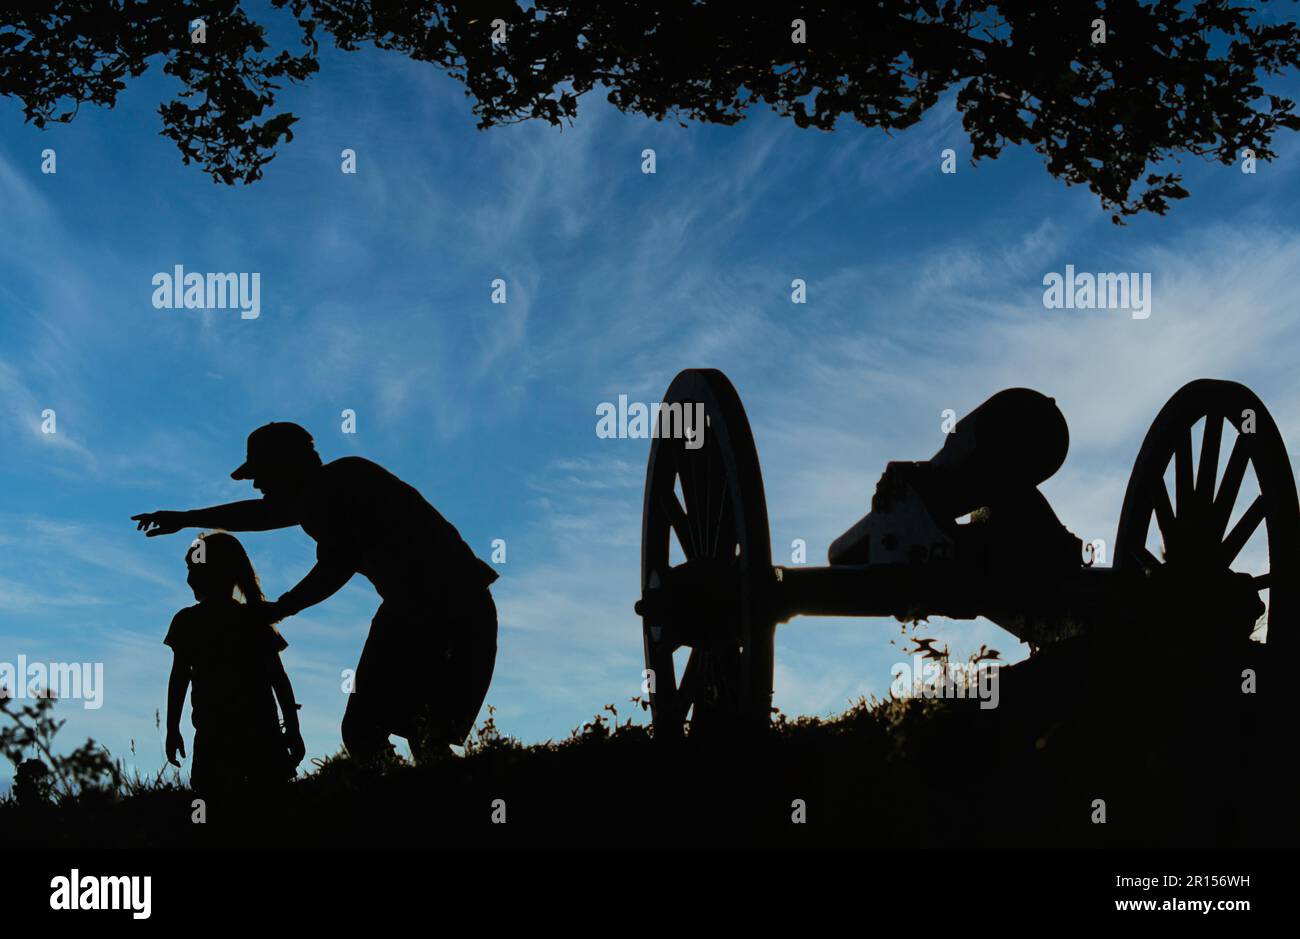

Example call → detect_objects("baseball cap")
231 422 316 480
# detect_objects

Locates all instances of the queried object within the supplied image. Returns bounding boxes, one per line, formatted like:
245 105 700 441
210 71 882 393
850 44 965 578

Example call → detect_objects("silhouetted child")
164 531 305 794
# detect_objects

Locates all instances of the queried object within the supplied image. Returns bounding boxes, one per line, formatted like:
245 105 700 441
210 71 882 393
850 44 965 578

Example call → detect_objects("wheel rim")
639 369 775 737
1115 379 1300 651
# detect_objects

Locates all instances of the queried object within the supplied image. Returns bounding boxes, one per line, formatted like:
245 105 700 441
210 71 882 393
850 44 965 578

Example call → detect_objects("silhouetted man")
133 422 499 762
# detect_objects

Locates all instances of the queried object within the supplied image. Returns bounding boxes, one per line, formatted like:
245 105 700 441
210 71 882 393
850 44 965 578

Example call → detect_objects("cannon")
635 369 1299 736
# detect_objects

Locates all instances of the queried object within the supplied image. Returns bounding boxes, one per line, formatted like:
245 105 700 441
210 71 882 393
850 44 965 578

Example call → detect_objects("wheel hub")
637 558 744 649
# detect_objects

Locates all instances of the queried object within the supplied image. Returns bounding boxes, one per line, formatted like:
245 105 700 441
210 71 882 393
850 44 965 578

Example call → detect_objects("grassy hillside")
4 627 1296 849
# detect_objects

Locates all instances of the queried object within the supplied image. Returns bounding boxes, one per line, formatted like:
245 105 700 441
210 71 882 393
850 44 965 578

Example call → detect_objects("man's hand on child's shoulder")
247 598 285 626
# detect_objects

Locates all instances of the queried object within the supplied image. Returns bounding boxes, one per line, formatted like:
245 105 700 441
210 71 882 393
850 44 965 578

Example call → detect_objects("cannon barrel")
829 388 1069 565
927 387 1069 519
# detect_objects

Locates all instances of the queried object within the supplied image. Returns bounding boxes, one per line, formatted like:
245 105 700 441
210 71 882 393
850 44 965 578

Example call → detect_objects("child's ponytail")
231 548 266 606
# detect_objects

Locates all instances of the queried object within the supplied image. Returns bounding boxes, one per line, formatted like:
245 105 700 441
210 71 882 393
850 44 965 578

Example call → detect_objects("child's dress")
164 599 293 792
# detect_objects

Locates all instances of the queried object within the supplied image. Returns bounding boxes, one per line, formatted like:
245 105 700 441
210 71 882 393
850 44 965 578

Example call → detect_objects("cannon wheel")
638 369 776 738
1115 379 1300 650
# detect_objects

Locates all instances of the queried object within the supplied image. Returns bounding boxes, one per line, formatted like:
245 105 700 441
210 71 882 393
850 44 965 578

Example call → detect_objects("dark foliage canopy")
3 1 1299 219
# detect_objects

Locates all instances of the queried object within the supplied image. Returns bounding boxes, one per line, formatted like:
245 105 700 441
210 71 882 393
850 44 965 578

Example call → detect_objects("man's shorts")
344 586 498 746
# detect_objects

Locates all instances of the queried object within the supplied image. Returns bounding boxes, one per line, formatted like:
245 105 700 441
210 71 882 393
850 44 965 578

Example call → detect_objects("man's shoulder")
319 456 423 497
320 455 390 481
302 456 380 501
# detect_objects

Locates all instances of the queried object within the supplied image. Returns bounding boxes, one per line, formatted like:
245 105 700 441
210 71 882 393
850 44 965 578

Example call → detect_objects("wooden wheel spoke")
1197 414 1223 506
710 477 732 557
1175 429 1194 520
669 452 700 559
690 452 711 557
662 490 693 559
1150 478 1177 548
1213 433 1251 540
1222 495 1266 566
677 650 701 712
678 448 707 558
703 443 720 556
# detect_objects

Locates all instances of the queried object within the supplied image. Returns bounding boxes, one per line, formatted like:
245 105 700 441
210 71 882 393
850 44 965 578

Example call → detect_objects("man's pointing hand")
131 511 187 537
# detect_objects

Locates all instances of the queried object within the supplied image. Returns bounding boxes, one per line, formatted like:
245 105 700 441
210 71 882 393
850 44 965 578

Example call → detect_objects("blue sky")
2 6 1299 787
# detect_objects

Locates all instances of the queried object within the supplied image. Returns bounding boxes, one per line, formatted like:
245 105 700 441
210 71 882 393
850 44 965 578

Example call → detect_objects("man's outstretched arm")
273 560 356 619
132 500 298 536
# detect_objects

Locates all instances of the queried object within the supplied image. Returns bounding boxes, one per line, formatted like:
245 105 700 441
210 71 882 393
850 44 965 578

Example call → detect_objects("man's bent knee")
342 697 389 763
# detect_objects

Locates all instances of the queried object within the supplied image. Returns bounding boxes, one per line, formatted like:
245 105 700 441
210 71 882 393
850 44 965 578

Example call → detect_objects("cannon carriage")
635 369 1299 736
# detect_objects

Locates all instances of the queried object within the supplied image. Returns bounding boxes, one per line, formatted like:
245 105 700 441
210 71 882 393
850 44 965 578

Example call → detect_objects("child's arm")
165 655 190 767
270 655 305 766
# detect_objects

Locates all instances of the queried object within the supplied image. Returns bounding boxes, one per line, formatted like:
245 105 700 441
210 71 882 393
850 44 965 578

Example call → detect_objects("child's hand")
285 727 306 767
166 728 187 767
